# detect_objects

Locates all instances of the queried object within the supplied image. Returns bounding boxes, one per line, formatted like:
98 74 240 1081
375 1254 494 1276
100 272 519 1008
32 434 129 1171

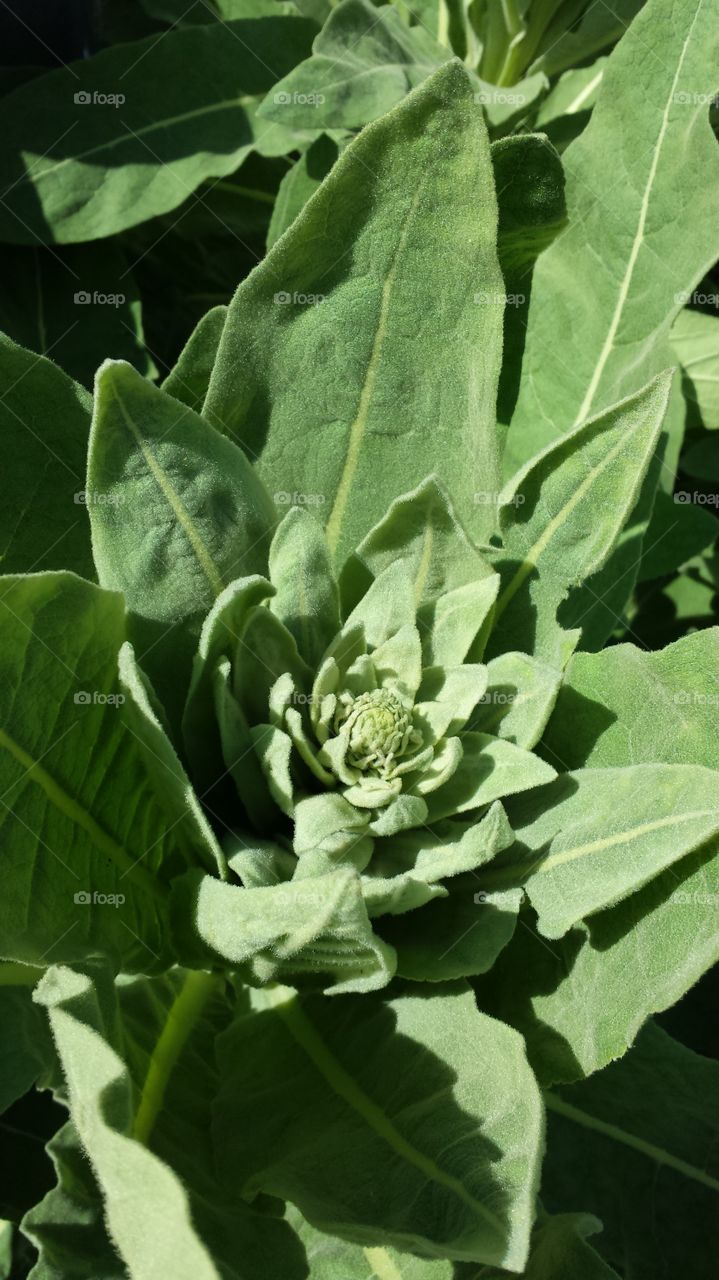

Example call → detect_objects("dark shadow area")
538 684 617 770
472 909 585 1084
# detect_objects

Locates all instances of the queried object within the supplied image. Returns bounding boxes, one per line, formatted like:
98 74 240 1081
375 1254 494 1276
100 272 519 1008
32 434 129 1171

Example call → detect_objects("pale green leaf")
508 0 719 464
501 764 719 939
0 19 316 242
204 62 506 559
258 0 449 129
214 983 543 1268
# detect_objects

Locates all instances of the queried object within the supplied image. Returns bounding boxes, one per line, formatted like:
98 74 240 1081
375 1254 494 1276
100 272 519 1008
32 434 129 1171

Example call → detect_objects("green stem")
0 961 44 986
132 970 220 1145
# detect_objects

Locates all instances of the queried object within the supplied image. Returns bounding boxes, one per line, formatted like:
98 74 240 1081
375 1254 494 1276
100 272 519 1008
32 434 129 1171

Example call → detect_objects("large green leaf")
507 0 719 466
87 360 276 719
0 573 201 971
477 628 719 1082
34 965 306 1280
0 334 93 579
0 18 316 242
543 1023 719 1280
258 0 449 129
489 374 672 663
204 62 506 560
214 983 543 1269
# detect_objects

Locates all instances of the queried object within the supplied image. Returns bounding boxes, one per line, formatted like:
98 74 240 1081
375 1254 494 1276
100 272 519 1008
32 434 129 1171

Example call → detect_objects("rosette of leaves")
177 486 555 991
2 30 719 1280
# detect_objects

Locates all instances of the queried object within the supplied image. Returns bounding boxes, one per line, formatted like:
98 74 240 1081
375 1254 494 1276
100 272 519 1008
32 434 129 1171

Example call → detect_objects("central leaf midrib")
0 725 162 898
22 96 258 190
276 996 505 1237
545 1092 719 1193
325 180 426 556
111 382 226 598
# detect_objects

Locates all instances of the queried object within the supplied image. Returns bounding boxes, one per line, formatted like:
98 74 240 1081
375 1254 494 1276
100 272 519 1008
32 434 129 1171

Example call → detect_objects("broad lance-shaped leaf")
204 61 506 559
87 360 276 723
0 333 93 580
488 373 672 664
214 983 543 1269
34 965 307 1280
542 1023 719 1279
491 764 719 939
0 572 210 972
258 0 449 129
506 0 719 467
475 628 719 1083
170 867 395 994
0 17 317 242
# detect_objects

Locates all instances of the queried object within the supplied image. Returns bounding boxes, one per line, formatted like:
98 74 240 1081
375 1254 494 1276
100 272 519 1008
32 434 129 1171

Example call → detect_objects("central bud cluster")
335 690 419 778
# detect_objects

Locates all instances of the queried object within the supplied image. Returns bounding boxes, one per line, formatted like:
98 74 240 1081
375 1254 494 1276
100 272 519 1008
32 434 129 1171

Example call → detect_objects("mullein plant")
1 6 719 1275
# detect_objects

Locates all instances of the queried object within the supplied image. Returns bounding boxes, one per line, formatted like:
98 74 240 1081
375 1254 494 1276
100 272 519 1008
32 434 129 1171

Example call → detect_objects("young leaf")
508 0 719 465
0 18 317 242
162 305 227 415
469 651 565 749
214 983 543 1269
87 360 276 718
204 61 506 559
354 476 495 607
268 508 340 668
171 867 395 994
